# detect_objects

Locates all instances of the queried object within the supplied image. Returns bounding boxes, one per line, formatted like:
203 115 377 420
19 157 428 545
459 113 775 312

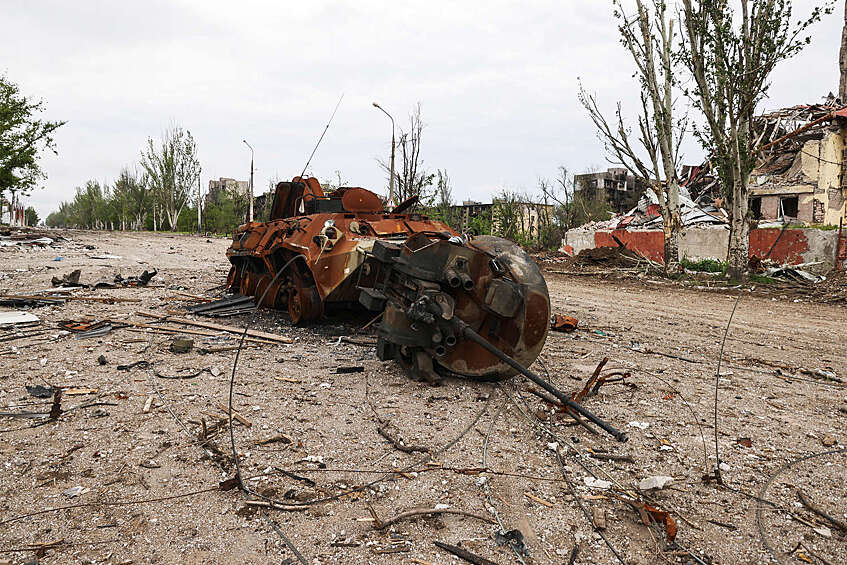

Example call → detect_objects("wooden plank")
137 312 292 344
117 320 275 345
215 401 252 427
0 294 141 303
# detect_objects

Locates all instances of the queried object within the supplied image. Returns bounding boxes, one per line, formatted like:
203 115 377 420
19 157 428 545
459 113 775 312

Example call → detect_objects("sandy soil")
0 230 845 565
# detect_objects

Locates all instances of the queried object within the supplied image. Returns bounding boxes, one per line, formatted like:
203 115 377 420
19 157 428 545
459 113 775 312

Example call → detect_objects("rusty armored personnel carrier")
225 176 551 383
225 176 627 439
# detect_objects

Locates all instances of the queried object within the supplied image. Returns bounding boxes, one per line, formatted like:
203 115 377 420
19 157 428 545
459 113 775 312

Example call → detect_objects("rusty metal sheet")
551 314 579 332
368 218 409 236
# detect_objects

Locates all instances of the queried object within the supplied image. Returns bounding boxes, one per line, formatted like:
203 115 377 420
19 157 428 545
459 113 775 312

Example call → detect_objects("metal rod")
458 322 627 442
300 94 344 178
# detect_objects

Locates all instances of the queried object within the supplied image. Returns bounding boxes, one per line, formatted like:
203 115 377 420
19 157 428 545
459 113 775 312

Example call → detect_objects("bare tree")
141 126 201 231
580 0 685 273
381 104 435 205
840 1 847 101
681 0 830 280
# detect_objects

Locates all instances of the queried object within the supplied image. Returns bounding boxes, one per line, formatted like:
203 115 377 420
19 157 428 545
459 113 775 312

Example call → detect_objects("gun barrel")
459 321 627 442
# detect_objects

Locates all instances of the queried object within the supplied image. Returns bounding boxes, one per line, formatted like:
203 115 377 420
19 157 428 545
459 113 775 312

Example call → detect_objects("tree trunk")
840 1 847 102
153 204 158 231
726 176 750 281
664 228 679 273
664 180 682 274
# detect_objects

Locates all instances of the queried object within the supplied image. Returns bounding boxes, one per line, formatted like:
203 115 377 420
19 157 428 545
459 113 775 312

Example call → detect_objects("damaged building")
573 167 647 214
750 102 847 225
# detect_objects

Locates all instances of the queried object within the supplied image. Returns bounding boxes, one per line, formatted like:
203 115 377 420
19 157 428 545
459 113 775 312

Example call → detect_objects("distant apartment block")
573 167 645 214
205 177 249 208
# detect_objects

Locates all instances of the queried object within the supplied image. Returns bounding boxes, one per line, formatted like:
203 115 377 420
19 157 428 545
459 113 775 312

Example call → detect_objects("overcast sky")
3 0 843 219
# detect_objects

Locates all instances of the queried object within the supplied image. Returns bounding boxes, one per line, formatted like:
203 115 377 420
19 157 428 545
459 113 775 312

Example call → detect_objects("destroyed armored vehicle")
226 176 551 383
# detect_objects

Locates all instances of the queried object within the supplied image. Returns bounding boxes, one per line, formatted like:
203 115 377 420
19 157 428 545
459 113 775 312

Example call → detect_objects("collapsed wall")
563 226 842 270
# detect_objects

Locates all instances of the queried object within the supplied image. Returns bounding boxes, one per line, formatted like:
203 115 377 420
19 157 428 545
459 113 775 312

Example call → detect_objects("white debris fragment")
63 486 88 497
434 503 450 510
546 442 559 453
583 477 612 489
638 476 674 490
628 421 649 430
813 526 832 538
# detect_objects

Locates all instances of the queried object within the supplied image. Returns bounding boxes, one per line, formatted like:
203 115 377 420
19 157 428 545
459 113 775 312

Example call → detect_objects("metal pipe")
457 321 628 442
443 268 461 288
458 272 474 291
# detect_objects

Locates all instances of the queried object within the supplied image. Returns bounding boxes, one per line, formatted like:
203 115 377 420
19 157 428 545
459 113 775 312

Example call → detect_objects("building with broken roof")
750 101 847 225
573 167 646 214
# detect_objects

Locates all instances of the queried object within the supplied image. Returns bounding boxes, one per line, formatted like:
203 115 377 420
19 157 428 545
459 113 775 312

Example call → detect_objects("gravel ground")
1 230 845 565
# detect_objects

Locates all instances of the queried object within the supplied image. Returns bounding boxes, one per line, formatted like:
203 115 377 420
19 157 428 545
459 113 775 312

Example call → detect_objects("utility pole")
243 139 254 222
372 102 395 206
197 175 202 234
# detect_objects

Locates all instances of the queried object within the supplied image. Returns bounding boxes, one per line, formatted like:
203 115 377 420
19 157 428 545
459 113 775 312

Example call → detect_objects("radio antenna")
300 94 344 178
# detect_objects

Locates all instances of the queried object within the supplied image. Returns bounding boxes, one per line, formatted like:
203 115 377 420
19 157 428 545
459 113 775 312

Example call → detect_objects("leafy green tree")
0 75 65 199
67 180 109 229
680 0 831 280
113 168 149 230
141 126 200 231
46 201 71 227
24 206 39 226
427 169 458 227
492 190 530 246
205 185 247 234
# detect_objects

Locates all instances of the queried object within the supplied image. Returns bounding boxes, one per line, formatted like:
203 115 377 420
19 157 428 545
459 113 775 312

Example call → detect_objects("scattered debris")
113 269 157 287
51 269 83 287
62 486 88 498
169 336 194 354
254 434 292 446
59 320 114 339
26 384 54 398
551 314 579 332
138 312 292 344
494 529 528 557
638 475 674 491
188 294 256 318
0 311 40 327
335 366 364 374
434 540 499 565
592 507 607 530
368 505 494 531
0 235 54 247
583 477 612 490
797 489 847 533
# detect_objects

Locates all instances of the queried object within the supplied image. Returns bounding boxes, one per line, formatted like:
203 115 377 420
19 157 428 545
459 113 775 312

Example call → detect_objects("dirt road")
1 231 845 564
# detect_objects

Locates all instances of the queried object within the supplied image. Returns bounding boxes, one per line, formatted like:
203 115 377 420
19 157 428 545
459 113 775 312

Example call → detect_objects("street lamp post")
372 102 395 206
242 140 254 222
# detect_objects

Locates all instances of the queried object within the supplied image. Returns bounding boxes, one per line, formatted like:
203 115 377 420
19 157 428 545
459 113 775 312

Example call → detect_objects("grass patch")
680 257 726 273
749 273 778 285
